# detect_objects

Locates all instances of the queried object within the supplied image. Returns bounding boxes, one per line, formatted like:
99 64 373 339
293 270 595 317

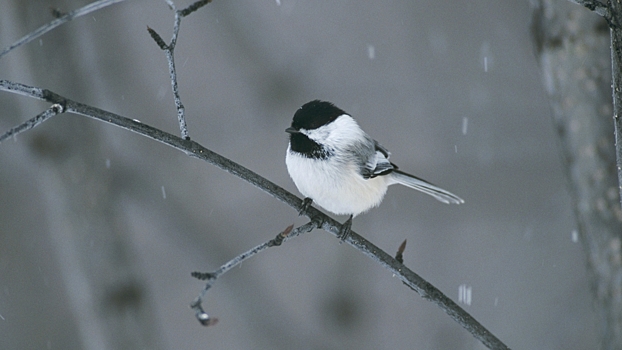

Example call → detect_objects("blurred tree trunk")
531 1 622 348
5 1 165 349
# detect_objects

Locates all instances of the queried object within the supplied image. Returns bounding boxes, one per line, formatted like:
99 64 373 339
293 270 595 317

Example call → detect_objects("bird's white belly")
286 151 390 216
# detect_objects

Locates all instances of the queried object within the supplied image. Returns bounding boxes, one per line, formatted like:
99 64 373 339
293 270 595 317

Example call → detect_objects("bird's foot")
298 197 313 216
338 215 353 242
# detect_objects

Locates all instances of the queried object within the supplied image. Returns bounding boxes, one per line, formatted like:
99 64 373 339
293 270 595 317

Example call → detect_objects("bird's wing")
360 140 396 179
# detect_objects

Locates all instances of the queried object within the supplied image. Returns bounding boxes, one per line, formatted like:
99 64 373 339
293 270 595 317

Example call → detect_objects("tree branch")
0 79 509 349
143 0 214 140
145 0 206 140
0 0 126 60
189 222 317 326
179 0 213 17
0 103 64 143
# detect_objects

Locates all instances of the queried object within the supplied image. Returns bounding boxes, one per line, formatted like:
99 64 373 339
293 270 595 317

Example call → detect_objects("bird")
285 100 463 240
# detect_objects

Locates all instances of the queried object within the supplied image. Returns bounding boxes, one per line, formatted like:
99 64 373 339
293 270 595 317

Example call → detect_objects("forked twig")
145 0 213 140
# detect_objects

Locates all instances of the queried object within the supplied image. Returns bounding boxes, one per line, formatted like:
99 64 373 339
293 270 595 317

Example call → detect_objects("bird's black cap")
290 100 347 131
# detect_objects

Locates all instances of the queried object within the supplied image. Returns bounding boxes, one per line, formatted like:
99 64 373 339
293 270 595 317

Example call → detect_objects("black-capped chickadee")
285 100 463 239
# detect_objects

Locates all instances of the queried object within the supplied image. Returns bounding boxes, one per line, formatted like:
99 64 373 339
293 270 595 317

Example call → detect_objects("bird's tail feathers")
391 170 464 204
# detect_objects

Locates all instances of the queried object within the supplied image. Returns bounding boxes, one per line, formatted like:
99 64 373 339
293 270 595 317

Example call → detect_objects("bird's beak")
285 127 299 134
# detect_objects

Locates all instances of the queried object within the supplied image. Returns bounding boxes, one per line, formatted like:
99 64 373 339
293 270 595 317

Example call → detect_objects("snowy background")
0 0 598 349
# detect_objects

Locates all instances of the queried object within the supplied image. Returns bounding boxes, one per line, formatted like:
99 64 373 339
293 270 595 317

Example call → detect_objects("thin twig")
189 222 317 325
0 80 510 349
191 223 301 283
0 0 126 60
0 103 64 143
180 0 213 17
146 21 187 143
166 48 188 139
147 27 168 50
146 1 197 140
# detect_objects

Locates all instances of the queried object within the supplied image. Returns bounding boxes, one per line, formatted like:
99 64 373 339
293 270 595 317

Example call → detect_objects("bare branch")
190 223 304 283
0 0 126 60
189 222 317 325
147 26 168 50
146 1 202 140
180 0 213 17
0 103 64 143
0 80 509 350
165 46 188 140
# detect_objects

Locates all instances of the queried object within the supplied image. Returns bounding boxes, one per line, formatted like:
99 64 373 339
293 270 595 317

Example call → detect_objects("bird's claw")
338 215 353 241
298 197 313 216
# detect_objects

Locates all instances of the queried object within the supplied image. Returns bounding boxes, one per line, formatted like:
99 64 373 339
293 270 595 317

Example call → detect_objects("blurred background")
0 0 599 349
